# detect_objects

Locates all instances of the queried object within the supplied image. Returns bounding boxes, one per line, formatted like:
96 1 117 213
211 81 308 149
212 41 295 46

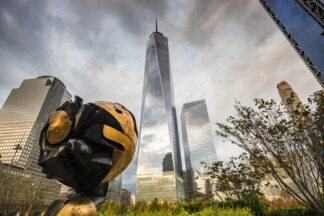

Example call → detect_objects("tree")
0 171 47 213
198 152 268 201
269 190 304 210
216 93 324 215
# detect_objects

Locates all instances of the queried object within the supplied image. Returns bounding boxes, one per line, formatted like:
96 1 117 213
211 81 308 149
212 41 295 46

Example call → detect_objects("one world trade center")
136 23 184 202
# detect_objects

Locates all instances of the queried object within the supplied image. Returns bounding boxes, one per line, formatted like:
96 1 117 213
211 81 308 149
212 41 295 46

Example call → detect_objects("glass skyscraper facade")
106 175 122 204
181 99 217 201
260 0 324 87
0 76 71 204
136 30 184 202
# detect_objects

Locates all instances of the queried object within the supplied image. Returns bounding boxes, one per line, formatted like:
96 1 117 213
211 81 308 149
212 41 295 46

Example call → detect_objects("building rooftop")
37 75 66 88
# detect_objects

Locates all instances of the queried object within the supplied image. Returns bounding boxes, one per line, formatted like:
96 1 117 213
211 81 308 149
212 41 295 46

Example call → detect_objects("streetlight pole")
5 133 24 173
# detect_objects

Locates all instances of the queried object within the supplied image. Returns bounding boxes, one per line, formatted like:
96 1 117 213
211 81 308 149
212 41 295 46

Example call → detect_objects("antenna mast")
155 18 158 32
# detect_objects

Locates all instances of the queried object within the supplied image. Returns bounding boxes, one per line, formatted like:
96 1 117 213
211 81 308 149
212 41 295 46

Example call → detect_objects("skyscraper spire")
155 18 158 32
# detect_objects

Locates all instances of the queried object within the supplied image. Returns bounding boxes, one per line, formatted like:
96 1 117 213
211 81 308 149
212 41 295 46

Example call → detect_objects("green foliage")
116 203 128 215
266 208 316 216
161 200 169 211
178 196 268 215
192 207 252 216
134 200 148 212
96 197 315 216
0 170 49 213
97 201 130 215
149 198 161 212
97 205 253 216
180 202 204 213
213 196 268 216
198 152 268 202
215 93 324 215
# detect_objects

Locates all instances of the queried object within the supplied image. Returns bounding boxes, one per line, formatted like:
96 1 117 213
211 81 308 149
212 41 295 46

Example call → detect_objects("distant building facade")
130 198 134 206
136 27 184 202
120 189 131 206
181 99 217 201
0 76 71 205
260 157 308 201
277 81 302 117
273 81 319 201
260 0 324 87
106 175 122 204
58 185 72 201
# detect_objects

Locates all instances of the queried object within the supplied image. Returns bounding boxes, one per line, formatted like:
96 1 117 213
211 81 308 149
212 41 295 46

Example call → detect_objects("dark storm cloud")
52 0 171 97
0 0 171 105
0 0 50 90
0 0 47 59
182 0 275 46
69 0 169 39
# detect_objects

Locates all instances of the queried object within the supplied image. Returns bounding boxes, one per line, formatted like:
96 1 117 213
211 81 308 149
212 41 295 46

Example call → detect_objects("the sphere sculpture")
38 96 137 216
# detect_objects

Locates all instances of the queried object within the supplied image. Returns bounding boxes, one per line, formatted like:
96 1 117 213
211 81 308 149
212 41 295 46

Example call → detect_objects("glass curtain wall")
136 32 184 202
260 0 324 87
181 99 217 200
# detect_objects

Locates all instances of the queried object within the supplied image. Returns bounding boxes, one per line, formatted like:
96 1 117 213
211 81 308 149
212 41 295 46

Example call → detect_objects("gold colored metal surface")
102 125 135 181
95 102 137 144
46 110 72 145
94 102 137 182
56 197 96 216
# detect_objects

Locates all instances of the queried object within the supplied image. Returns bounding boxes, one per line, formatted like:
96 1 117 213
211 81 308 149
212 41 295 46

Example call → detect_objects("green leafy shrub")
133 200 148 212
190 207 252 216
181 202 204 213
97 206 253 216
149 198 161 212
267 208 317 216
214 196 269 216
96 197 314 216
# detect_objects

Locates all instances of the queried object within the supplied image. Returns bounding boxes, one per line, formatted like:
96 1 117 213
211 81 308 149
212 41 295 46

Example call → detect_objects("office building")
58 185 72 201
181 99 217 201
0 76 71 204
136 24 184 202
106 175 122 204
120 189 131 206
130 198 134 206
260 0 324 87
277 81 302 116
276 82 321 203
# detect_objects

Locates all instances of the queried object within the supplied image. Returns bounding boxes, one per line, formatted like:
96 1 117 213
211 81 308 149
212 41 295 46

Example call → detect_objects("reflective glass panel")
263 0 324 84
136 32 184 202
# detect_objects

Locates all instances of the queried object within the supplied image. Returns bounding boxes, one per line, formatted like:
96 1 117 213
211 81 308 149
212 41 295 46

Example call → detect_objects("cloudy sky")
0 0 321 198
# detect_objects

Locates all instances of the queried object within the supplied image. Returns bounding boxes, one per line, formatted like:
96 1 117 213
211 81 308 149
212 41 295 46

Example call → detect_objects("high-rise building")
0 76 71 204
260 0 324 87
277 81 302 116
58 185 72 201
120 189 131 206
106 175 122 204
276 82 320 201
130 198 134 206
136 25 184 202
181 99 217 201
